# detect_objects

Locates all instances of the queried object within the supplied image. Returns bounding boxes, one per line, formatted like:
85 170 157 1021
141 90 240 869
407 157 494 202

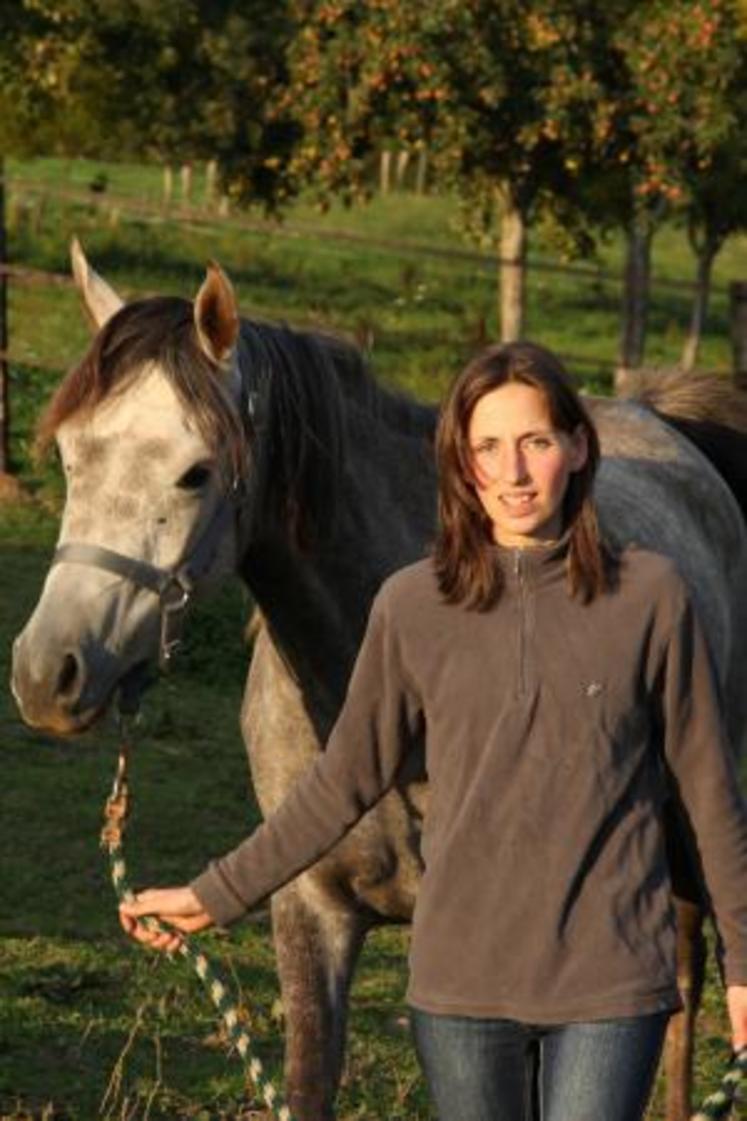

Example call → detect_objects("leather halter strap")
53 543 170 596
51 488 238 669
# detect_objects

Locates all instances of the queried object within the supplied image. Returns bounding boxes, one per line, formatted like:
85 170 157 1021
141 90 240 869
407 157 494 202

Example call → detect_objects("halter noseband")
51 484 240 670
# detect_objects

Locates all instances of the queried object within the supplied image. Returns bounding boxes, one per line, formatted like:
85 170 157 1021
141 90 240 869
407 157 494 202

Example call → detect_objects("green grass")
0 156 741 1119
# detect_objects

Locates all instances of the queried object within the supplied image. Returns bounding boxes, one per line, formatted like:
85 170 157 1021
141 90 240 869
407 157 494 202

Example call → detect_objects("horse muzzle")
11 630 131 735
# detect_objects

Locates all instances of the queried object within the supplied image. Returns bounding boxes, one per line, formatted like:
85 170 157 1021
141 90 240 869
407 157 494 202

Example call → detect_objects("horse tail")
623 367 747 430
622 368 747 520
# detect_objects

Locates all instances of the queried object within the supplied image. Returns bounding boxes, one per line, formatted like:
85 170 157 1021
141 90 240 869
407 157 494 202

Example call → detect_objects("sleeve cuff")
191 863 250 928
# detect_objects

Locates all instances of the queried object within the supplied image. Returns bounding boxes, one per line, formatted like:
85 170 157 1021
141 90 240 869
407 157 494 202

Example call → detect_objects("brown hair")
434 341 615 610
35 297 247 482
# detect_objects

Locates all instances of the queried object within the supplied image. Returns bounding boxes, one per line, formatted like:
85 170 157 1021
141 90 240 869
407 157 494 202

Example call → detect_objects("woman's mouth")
500 492 536 511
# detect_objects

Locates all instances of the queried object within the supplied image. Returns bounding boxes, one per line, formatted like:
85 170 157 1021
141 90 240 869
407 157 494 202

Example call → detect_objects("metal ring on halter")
158 578 193 668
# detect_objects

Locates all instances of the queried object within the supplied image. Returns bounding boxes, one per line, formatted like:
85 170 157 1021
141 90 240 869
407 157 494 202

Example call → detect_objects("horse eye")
177 464 213 490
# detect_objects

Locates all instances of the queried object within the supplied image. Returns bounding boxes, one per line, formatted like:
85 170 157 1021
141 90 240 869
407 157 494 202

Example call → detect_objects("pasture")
0 158 741 1119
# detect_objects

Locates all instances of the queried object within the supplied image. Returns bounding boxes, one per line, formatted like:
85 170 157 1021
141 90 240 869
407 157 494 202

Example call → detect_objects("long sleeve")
658 585 747 984
191 592 424 927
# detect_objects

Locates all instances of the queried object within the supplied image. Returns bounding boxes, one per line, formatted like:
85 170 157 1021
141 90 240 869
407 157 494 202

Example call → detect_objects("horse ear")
70 237 124 329
194 261 239 366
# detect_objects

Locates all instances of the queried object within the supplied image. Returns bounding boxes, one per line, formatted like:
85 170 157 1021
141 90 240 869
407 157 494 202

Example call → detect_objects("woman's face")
467 382 588 548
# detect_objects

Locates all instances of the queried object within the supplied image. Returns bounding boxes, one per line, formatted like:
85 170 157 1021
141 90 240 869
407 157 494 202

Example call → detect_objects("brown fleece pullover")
192 544 747 1022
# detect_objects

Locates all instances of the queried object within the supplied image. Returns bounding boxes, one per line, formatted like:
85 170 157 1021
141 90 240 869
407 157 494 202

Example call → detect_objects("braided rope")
101 742 293 1121
691 1046 747 1120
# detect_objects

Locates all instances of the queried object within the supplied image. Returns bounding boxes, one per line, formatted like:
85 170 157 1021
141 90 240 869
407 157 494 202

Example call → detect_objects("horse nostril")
56 653 80 698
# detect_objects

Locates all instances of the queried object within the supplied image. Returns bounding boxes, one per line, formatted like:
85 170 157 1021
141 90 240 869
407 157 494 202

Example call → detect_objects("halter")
52 481 241 670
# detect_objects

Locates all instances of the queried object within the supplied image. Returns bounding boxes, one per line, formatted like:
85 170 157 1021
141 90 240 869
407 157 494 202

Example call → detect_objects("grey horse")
11 246 747 1121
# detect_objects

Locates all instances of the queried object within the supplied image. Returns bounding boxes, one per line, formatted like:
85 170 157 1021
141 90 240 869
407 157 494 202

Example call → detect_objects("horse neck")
235 322 437 739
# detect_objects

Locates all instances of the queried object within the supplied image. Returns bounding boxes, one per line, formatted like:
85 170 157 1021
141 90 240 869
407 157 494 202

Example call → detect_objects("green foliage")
285 1 626 234
0 1 299 210
609 0 743 210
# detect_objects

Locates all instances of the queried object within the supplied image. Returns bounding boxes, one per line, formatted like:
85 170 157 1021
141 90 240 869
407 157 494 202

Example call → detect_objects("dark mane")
37 294 436 547
237 318 435 546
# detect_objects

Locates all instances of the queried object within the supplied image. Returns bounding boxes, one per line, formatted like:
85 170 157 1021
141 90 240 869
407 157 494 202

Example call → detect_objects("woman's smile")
500 491 536 509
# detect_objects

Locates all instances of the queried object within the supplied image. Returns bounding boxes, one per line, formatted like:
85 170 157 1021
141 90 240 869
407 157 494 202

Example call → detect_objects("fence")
2 179 746 382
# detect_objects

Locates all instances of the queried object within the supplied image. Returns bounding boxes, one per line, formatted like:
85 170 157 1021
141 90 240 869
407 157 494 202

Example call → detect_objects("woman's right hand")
119 886 214 953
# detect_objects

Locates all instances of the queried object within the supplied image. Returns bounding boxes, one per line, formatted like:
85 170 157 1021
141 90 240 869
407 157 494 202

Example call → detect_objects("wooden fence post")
380 150 392 195
731 281 747 388
415 148 428 195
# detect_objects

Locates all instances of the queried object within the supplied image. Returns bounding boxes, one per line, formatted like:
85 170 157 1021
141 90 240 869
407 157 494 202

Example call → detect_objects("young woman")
121 342 747 1120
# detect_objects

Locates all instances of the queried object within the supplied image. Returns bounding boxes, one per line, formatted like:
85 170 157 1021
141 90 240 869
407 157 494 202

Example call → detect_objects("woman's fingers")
118 886 214 952
726 985 747 1050
120 886 204 920
118 907 182 951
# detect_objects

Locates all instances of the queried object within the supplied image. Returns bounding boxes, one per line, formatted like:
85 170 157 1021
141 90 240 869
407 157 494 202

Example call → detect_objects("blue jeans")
411 1008 669 1121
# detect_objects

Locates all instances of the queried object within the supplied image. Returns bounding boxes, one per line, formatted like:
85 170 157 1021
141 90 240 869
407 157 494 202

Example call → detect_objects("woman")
121 342 747 1120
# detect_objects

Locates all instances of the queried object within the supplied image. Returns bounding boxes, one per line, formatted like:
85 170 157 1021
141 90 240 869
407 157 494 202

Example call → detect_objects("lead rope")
100 720 293 1121
691 1046 747 1120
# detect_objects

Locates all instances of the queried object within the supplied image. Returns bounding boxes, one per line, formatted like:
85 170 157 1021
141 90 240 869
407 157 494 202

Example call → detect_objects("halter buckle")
159 578 192 669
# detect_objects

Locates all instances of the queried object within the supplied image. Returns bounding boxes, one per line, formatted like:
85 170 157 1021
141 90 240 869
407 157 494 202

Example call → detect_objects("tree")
581 0 744 377
679 128 747 371
281 1 646 342
678 8 747 370
73 0 299 210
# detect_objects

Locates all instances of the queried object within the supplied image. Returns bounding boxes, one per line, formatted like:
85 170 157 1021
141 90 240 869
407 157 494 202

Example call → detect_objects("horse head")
11 241 246 734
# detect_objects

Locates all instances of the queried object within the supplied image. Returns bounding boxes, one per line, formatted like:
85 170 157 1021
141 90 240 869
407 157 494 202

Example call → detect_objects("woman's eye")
177 464 212 490
526 437 552 450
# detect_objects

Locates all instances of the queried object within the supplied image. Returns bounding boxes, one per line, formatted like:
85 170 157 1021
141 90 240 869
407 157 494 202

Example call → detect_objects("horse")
10 243 747 1121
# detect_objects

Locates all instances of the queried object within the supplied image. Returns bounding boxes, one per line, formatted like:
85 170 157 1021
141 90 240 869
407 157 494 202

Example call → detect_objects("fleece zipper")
514 549 528 697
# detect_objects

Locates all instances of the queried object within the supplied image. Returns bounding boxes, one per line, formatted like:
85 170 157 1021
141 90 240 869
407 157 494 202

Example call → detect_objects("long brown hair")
434 341 615 610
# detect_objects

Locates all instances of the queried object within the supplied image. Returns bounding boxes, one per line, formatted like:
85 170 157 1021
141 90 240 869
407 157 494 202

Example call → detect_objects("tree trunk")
499 194 528 343
0 156 9 475
617 219 653 390
681 237 719 373
731 281 747 388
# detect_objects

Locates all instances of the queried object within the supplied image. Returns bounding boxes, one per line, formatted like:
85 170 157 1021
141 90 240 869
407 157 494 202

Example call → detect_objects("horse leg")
271 880 367 1121
663 897 706 1121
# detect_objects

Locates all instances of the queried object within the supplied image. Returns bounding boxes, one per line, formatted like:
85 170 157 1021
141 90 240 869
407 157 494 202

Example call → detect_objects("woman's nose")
500 444 529 483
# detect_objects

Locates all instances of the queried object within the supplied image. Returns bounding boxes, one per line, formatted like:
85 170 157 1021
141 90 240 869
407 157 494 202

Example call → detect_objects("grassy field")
0 157 740 1119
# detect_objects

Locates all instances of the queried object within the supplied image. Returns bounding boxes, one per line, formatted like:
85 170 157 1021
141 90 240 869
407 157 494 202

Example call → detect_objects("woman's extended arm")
120 589 423 946
658 582 747 1047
